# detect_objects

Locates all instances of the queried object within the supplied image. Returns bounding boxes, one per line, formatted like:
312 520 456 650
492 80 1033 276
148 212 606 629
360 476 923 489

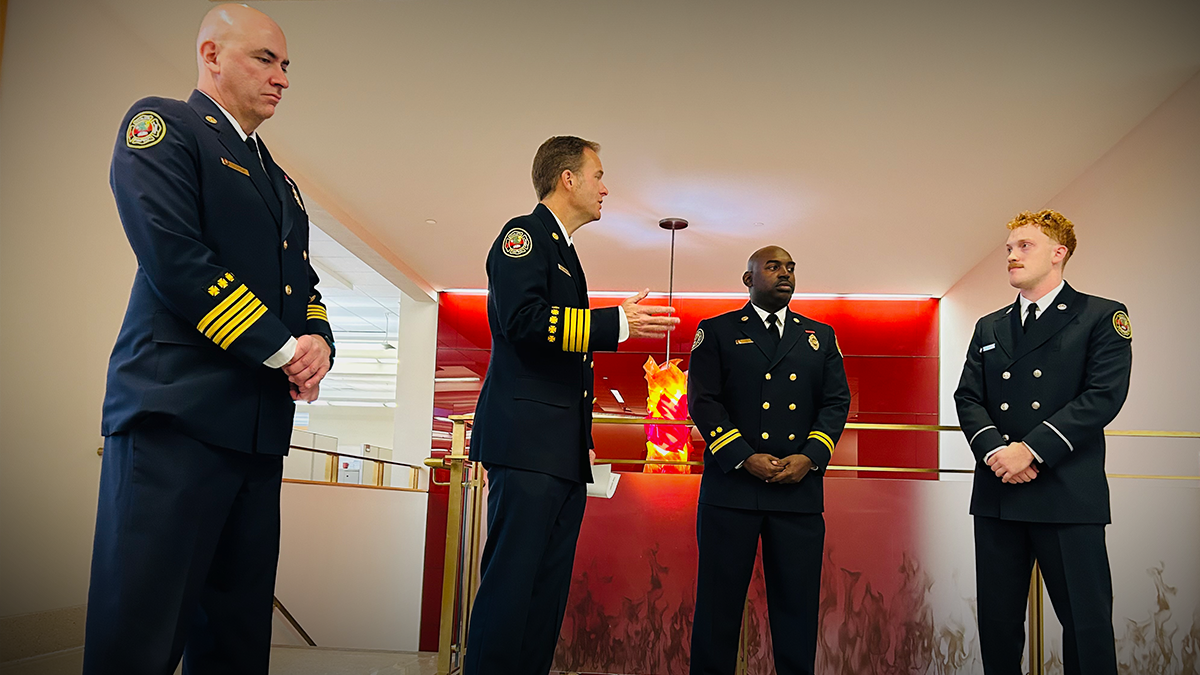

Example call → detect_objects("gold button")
762 402 770 410
205 115 218 124
789 403 796 410
285 285 292 295
716 426 723 433
303 250 308 260
765 373 771 380
1033 369 1042 378
710 431 717 438
1002 371 1010 379
590 362 594 369
1000 403 1009 411
1031 401 1040 410
790 373 796 381
582 354 587 362
789 434 796 440
283 241 289 250
583 390 588 398
761 432 769 440
741 316 749 322
552 232 560 240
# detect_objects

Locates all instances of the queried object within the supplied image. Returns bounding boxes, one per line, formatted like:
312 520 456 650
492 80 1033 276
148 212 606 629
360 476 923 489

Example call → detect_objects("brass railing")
428 416 1198 675
287 442 426 492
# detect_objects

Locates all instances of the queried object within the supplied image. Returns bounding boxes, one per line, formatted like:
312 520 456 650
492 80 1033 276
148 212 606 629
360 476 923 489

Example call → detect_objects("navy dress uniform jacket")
102 91 332 455
954 283 1132 524
471 204 621 484
688 304 851 512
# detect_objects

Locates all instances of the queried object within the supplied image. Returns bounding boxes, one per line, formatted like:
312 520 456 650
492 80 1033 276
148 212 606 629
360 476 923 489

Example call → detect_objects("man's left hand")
986 442 1035 483
283 334 331 390
768 454 814 484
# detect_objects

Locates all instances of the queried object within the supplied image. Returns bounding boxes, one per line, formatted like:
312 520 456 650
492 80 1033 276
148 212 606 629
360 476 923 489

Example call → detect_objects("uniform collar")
199 91 258 144
749 302 786 334
544 205 574 247
1018 279 1065 321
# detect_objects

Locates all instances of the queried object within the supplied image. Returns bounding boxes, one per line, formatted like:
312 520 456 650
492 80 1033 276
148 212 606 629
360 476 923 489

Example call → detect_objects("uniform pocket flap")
152 311 209 346
512 377 573 408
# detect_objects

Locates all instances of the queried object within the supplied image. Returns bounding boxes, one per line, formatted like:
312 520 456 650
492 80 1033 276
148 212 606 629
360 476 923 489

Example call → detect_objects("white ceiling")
97 0 1200 295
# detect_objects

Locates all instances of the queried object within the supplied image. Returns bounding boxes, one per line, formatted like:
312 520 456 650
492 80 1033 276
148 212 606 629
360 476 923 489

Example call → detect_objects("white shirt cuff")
984 446 1005 462
617 308 630 343
264 336 298 369
1024 443 1044 463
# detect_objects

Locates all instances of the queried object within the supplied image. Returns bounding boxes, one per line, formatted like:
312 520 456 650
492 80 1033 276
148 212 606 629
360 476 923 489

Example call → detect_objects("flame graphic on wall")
642 357 692 474
1112 562 1200 675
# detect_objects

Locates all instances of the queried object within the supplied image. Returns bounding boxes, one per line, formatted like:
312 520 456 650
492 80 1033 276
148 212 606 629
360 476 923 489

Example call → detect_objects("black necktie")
245 136 259 163
1023 302 1039 333
764 313 781 350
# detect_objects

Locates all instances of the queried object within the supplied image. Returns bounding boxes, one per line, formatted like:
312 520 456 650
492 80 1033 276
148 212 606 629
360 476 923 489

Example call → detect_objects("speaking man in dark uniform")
686 246 851 675
955 210 1132 675
84 6 333 674
466 136 679 674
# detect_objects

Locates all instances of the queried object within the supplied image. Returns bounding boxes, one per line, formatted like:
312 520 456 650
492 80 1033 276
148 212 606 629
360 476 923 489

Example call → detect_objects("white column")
392 289 439 487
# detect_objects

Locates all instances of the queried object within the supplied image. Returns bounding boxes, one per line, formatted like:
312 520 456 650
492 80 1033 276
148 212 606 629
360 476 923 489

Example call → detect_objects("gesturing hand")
768 454 814 484
283 334 331 391
743 453 782 481
621 289 680 339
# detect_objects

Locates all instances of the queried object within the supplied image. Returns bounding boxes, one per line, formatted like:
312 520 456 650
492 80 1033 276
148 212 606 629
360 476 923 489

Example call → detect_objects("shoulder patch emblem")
692 329 705 351
502 228 532 258
126 111 166 149
809 334 820 351
1113 311 1132 339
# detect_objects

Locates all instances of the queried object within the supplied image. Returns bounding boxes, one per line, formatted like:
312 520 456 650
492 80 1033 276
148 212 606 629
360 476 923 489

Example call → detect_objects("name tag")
557 264 572 277
981 343 996 353
735 338 753 345
221 157 249 176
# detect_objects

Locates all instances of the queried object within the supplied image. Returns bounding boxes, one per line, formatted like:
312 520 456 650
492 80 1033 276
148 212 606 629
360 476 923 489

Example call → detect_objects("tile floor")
0 646 438 675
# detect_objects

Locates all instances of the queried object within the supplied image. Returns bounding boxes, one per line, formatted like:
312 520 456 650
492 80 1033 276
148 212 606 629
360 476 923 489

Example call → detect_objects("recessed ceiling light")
425 219 437 225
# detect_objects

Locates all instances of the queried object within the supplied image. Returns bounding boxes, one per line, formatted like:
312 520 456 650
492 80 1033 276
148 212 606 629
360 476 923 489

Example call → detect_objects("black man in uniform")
687 245 851 675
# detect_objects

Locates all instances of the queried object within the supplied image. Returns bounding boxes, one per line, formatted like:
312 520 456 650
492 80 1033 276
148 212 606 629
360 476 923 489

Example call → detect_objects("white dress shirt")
750 302 786 338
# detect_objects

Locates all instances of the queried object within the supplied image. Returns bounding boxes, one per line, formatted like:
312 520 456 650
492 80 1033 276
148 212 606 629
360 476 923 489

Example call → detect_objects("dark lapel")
533 204 587 302
258 139 296 241
187 90 282 226
1011 283 1079 362
768 307 805 371
993 298 1020 360
737 302 774 360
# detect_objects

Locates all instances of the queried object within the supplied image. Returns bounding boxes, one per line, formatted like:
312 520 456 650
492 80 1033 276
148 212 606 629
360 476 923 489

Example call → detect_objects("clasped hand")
744 453 813 484
986 442 1039 484
283 334 331 402
621 289 680 339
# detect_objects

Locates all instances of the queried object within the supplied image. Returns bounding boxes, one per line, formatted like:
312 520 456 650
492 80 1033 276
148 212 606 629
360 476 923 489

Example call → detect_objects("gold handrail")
288 443 424 490
431 416 1199 675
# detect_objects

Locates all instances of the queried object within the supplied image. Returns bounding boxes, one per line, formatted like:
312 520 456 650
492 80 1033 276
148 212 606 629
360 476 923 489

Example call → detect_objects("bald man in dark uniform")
687 246 851 675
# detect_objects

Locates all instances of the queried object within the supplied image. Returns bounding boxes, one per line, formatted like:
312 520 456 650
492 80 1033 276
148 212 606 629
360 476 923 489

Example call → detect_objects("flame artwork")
643 357 693 474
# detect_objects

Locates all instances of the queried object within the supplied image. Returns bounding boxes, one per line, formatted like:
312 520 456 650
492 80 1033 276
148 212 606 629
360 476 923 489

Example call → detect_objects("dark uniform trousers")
955 283 1132 675
465 204 621 674
687 304 851 675
85 91 332 675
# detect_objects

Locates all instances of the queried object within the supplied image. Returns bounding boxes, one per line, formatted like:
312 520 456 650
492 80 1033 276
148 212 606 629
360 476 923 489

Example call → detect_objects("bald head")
743 245 795 312
196 4 289 135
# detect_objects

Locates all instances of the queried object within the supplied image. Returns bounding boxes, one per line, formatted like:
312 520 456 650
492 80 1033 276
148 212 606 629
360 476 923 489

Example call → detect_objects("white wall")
0 0 190 618
939 71 1200 477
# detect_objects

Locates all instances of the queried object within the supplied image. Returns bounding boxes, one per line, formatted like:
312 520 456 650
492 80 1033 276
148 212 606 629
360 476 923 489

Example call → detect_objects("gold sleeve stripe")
219 304 268 350
212 298 263 347
565 307 580 352
307 305 328 321
710 430 742 453
561 308 572 351
203 290 255 339
582 307 591 353
197 285 249 334
808 431 835 454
